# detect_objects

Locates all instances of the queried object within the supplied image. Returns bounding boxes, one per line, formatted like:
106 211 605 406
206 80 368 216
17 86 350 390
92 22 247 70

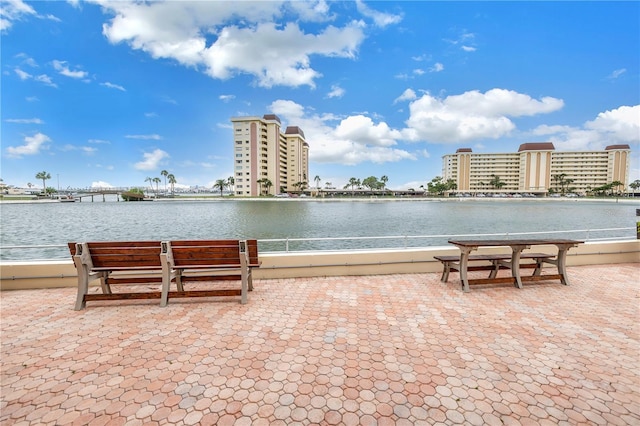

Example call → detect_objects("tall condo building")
231 114 309 196
442 143 631 195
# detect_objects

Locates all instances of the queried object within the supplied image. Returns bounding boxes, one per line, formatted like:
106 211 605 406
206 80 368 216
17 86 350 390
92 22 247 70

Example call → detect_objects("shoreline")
1 196 639 204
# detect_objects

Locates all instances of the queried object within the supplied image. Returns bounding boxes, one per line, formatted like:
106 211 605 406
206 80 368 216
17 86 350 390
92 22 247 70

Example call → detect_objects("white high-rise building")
231 115 309 196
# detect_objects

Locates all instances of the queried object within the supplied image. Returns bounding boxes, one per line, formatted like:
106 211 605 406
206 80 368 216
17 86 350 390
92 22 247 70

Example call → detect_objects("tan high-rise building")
231 115 309 196
442 143 631 195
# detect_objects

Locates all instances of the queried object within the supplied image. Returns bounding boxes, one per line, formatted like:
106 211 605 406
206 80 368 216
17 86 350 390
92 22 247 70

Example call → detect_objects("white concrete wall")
1 240 638 291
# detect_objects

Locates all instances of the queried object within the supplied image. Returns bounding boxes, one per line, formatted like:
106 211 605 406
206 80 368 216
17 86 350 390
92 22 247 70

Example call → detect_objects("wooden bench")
160 239 260 305
69 239 260 310
434 252 555 283
70 241 165 310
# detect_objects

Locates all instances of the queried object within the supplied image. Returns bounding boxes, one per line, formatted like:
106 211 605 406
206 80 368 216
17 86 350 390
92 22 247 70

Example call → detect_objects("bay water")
0 198 637 260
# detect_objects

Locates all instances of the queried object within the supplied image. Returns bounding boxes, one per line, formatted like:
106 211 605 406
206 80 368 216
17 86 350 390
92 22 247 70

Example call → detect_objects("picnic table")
447 239 583 292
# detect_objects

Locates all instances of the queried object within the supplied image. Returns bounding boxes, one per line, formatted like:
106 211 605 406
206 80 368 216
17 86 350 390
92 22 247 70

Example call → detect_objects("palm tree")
264 179 273 195
489 174 504 190
347 177 360 196
610 180 624 196
256 178 266 196
152 177 161 197
161 170 169 194
380 175 388 192
213 179 227 196
168 174 177 195
314 175 321 191
144 177 153 193
35 171 51 195
227 176 235 193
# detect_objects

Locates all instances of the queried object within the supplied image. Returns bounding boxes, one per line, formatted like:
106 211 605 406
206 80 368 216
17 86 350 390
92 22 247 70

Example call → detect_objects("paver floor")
1 263 639 425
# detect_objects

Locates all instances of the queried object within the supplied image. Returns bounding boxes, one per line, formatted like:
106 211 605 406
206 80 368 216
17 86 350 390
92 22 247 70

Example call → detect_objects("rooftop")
1 264 638 425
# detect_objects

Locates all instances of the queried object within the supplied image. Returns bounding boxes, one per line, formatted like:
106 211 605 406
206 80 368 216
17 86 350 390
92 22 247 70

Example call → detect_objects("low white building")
442 143 631 195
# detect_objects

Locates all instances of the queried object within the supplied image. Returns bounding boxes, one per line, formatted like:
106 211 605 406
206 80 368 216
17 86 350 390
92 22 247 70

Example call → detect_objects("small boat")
58 194 76 203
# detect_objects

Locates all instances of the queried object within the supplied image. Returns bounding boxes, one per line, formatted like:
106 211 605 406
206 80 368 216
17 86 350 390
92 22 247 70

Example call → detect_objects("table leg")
556 245 571 285
459 247 473 292
511 247 524 289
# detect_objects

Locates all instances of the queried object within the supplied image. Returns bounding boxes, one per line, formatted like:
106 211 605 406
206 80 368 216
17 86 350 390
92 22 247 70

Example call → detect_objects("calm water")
1 198 637 260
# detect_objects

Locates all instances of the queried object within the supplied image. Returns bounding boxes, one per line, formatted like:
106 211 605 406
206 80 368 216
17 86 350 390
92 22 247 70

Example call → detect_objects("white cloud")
270 100 415 165
417 149 430 158
429 62 444 72
34 74 57 87
1 0 36 32
98 1 369 88
14 68 31 80
394 88 417 104
445 30 477 52
52 60 88 79
326 85 345 99
125 134 163 140
6 132 51 157
355 0 402 28
533 105 640 151
134 149 169 171
219 95 235 103
91 181 114 188
60 144 98 155
88 139 111 144
335 115 402 147
404 88 564 143
5 118 43 124
101 82 126 91
15 53 38 67
607 68 626 79
585 105 639 141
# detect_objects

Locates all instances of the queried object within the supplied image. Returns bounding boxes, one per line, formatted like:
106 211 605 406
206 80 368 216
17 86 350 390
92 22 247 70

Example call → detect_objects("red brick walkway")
2 264 639 425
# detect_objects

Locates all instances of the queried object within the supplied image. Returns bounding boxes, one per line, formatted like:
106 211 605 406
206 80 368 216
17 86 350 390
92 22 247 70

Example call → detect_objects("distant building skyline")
442 143 631 195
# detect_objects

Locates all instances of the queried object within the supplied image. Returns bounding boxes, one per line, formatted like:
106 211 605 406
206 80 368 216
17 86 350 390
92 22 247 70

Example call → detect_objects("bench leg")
175 271 184 292
440 262 450 283
533 258 544 276
240 267 248 304
248 269 254 292
160 273 170 307
488 260 500 279
74 269 90 311
100 276 112 294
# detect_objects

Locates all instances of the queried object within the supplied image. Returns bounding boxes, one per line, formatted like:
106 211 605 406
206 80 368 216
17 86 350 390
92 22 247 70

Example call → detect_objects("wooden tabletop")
448 239 584 247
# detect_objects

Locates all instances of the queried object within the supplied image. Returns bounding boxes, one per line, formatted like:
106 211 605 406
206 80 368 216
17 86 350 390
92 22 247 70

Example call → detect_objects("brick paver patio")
1 263 639 425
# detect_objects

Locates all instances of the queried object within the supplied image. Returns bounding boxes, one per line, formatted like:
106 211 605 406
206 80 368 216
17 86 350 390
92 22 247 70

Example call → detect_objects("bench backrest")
167 239 259 267
77 241 163 269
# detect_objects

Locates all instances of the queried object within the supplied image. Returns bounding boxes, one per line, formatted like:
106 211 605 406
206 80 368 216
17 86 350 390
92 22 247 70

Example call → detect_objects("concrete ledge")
1 240 638 290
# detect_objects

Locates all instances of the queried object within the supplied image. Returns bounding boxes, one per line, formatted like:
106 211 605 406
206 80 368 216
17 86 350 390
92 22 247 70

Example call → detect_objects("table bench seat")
434 252 555 283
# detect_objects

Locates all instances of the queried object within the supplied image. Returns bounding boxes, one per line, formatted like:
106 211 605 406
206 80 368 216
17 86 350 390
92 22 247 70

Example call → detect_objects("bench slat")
84 289 243 303
434 253 554 262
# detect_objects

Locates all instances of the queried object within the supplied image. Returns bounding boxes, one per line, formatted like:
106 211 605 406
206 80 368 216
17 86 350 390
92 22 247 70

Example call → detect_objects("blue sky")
2 0 639 191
